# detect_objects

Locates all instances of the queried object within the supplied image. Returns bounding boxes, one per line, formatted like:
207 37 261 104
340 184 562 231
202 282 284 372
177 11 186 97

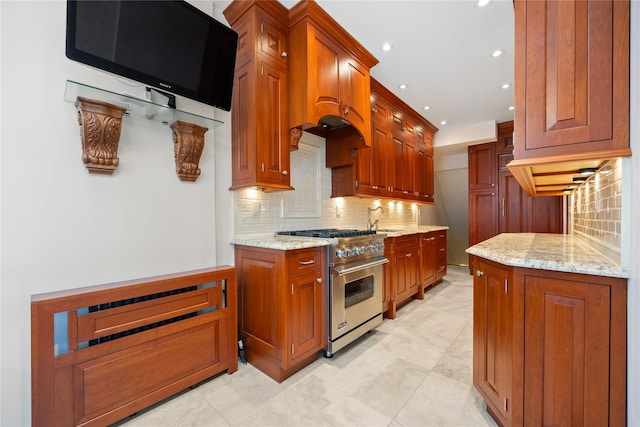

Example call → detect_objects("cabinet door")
357 121 390 197
236 248 284 362
340 55 370 140
523 275 610 426
469 190 499 246
515 0 629 159
473 260 512 424
257 59 290 187
389 134 404 197
402 139 416 197
499 170 528 234
436 231 447 280
469 143 497 191
419 234 437 287
529 197 563 233
289 271 324 363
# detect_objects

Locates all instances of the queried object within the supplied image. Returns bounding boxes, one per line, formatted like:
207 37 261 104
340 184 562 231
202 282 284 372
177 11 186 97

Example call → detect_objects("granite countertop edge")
230 226 449 250
466 233 628 279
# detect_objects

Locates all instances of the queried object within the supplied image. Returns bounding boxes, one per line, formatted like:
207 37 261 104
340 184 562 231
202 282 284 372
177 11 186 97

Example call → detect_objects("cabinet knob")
282 170 288 176
316 277 322 283
281 51 288 57
476 270 484 276
343 104 350 116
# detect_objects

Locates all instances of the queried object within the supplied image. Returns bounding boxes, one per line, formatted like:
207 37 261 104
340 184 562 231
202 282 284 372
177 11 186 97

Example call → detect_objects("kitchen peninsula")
467 233 627 427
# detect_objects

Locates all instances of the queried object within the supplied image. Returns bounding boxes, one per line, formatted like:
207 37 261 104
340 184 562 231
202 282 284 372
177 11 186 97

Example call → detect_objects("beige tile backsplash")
234 133 420 236
570 158 622 253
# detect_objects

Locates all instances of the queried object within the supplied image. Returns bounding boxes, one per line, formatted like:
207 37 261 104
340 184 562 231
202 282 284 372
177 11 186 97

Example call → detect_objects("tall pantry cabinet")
468 122 563 271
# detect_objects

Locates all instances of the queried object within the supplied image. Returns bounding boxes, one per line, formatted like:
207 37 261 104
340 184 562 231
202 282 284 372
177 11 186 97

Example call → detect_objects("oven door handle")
330 258 389 276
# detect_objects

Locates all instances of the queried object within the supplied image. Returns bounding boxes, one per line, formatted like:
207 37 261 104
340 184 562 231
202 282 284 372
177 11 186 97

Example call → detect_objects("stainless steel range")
277 229 388 357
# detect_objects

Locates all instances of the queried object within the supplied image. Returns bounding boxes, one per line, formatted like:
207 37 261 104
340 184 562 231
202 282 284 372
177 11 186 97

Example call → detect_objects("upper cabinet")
508 0 631 196
288 0 378 147
330 78 438 204
224 1 293 191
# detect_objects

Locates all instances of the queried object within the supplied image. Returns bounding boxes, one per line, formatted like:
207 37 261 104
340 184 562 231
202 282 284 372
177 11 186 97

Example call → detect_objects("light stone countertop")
230 234 330 251
466 233 628 278
380 225 449 238
231 226 449 250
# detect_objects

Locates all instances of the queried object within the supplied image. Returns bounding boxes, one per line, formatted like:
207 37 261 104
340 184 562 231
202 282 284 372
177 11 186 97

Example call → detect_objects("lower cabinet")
235 245 325 382
383 234 419 319
473 257 627 427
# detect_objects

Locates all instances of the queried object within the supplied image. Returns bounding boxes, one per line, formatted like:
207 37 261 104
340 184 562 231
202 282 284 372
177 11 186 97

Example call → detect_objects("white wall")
0 2 233 425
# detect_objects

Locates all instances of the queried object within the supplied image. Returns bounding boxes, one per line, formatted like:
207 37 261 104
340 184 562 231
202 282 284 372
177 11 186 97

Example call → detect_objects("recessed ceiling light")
501 83 511 89
399 84 407 90
579 168 597 175
477 0 491 6
440 120 447 125
423 105 431 110
491 49 504 58
507 106 515 111
381 42 392 52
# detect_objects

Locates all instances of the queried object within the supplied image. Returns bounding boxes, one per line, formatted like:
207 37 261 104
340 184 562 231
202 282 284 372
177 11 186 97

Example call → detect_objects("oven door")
329 257 387 340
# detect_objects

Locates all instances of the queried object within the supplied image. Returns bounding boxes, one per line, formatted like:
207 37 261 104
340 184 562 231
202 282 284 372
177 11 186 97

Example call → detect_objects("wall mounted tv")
66 0 238 111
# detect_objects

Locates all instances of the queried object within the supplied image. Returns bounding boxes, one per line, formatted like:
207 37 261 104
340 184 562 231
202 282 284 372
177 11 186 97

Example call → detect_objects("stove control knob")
356 246 364 255
348 248 356 256
336 249 346 258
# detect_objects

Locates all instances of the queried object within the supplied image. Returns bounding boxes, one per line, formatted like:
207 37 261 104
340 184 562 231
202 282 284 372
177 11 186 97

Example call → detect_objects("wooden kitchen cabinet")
435 230 447 281
469 122 564 271
419 233 437 292
509 0 630 196
473 258 513 426
235 245 325 382
224 1 293 192
288 0 378 147
383 234 420 319
472 256 627 427
330 78 437 204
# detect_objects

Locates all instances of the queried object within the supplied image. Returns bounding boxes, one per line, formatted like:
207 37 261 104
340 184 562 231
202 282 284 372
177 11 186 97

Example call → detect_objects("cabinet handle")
428 237 436 241
371 107 378 113
502 197 505 217
476 270 484 276
406 253 412 257
316 277 322 283
261 162 265 173
299 259 315 265
282 170 288 176
281 51 288 57
403 191 409 194
439 248 445 252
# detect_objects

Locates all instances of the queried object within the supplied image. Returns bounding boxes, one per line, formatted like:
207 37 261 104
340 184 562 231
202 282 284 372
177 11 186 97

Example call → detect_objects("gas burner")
277 229 377 238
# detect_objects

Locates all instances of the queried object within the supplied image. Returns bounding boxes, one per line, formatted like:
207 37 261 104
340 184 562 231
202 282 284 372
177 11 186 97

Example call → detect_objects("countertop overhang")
466 233 628 278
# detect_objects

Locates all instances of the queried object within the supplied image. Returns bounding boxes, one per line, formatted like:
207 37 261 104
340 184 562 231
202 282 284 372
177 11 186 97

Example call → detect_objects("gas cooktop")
277 229 377 238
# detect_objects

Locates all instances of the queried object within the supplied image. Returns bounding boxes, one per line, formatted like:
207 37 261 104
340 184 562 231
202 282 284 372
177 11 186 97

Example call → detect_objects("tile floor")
115 266 498 427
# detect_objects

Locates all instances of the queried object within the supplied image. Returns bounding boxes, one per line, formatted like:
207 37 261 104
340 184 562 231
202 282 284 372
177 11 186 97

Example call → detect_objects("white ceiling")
215 0 515 134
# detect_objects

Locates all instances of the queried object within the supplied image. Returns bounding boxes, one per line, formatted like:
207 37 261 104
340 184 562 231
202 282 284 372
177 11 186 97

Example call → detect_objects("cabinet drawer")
288 249 323 274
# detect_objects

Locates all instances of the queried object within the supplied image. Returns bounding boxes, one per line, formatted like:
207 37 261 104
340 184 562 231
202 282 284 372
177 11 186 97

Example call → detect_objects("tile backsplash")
570 158 622 254
234 133 420 236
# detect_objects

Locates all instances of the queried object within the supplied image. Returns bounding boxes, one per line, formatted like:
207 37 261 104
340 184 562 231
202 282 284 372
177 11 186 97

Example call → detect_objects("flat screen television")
66 0 238 111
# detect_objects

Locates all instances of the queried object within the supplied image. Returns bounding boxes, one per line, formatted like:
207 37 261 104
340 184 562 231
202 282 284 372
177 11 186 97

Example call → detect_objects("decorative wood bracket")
75 97 126 175
170 121 208 182
290 128 303 150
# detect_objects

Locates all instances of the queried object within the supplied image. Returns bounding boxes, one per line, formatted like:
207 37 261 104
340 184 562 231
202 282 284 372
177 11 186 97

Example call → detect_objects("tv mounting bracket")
146 87 176 109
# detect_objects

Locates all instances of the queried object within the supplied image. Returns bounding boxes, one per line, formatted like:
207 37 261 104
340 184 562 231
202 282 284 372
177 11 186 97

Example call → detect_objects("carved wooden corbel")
75 97 126 175
170 121 208 182
290 128 303 150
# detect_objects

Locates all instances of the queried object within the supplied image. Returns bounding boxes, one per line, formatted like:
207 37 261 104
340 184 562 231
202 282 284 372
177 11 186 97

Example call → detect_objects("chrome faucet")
367 206 385 231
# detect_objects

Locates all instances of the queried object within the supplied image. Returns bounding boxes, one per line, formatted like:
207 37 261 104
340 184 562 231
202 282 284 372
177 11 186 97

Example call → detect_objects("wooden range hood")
287 0 379 151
